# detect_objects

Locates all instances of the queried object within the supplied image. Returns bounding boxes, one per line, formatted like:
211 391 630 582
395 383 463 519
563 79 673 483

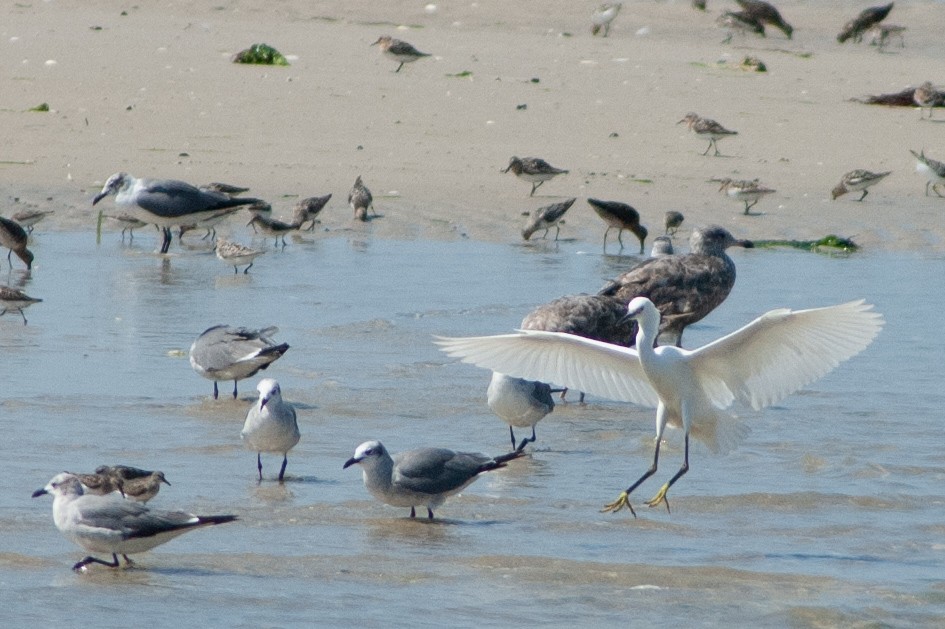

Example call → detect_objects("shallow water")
2 228 944 627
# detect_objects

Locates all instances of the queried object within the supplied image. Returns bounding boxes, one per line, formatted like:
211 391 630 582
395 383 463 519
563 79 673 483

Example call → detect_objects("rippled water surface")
1 229 943 627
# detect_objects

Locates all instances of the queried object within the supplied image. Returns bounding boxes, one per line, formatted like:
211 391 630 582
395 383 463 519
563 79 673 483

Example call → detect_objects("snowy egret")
435 297 883 515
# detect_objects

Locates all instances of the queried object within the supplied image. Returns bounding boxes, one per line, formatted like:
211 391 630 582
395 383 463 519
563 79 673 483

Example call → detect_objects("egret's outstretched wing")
690 299 883 411
435 330 659 407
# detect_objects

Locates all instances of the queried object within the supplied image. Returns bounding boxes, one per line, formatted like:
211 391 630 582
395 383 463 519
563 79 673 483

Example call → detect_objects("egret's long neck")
634 307 661 361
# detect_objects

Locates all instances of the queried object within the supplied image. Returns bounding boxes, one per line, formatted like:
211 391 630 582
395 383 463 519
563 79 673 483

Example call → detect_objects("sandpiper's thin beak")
161 477 172 486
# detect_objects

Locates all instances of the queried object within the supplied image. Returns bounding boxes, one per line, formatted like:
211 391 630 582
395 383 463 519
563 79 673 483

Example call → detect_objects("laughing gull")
92 173 264 254
241 379 300 482
189 325 290 399
343 441 521 519
487 372 555 451
33 473 236 571
436 298 882 515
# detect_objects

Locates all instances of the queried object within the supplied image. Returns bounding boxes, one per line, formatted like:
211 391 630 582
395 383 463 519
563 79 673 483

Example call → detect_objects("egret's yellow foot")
601 491 637 516
645 483 671 512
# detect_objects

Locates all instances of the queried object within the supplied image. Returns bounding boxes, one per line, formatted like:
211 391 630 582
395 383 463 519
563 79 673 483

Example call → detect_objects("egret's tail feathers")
691 414 750 455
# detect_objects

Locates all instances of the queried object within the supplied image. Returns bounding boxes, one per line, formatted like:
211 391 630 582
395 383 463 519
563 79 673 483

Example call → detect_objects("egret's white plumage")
436 297 883 514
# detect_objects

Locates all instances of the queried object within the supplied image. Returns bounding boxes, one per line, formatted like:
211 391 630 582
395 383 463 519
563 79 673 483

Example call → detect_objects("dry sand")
1 0 944 251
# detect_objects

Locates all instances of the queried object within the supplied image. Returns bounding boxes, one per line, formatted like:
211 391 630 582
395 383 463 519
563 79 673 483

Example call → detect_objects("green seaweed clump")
754 235 859 254
232 43 289 66
29 103 50 112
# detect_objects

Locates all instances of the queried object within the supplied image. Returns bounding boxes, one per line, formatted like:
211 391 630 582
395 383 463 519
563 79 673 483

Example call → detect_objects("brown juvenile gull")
831 170 892 201
343 441 521 519
92 173 264 254
33 473 236 571
0 216 33 269
736 0 793 39
348 176 375 221
837 2 894 44
598 225 754 347
503 157 569 196
189 325 290 400
371 36 431 72
678 113 738 157
586 198 648 253
522 198 576 241
0 285 41 324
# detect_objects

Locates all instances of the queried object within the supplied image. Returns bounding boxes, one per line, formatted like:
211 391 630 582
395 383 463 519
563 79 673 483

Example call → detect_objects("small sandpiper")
0 285 41 325
679 113 738 156
717 178 776 214
910 150 945 197
371 35 431 72
247 212 303 247
0 216 33 270
503 156 569 196
106 213 149 240
913 82 941 120
735 0 793 39
294 194 332 231
867 23 906 50
716 11 765 44
591 2 622 37
522 198 576 241
11 209 53 234
179 206 242 241
200 182 250 196
348 176 375 221
664 210 685 236
831 170 891 201
216 238 266 274
586 198 648 253
837 2 894 44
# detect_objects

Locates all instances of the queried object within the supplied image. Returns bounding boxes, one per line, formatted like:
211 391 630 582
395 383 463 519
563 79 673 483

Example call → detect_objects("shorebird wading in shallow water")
435 298 883 516
587 198 648 253
349 176 375 221
33 473 236 571
241 378 300 482
189 325 290 400
372 36 431 72
503 157 569 196
679 113 738 156
0 285 41 324
344 441 521 519
92 173 263 254
717 178 776 214
215 239 265 274
522 198 575 241
0 216 33 269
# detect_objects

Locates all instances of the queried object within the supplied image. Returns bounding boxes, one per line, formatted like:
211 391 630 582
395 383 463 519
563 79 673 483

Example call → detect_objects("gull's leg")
426 508 434 520
409 506 416 518
278 455 288 482
73 553 120 571
646 433 690 512
257 452 263 481
213 381 219 400
602 405 668 516
515 426 537 453
160 227 172 253
232 380 238 399
509 426 517 451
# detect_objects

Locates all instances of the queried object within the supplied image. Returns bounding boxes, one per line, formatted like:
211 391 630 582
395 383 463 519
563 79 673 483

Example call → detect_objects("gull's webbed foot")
601 490 637 517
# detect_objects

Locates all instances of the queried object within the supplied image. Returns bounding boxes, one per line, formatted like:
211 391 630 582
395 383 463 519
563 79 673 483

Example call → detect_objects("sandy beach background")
0 0 943 252
1 1 944 251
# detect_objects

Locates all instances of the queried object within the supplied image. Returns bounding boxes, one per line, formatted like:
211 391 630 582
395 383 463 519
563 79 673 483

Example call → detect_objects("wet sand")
2 1 944 250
